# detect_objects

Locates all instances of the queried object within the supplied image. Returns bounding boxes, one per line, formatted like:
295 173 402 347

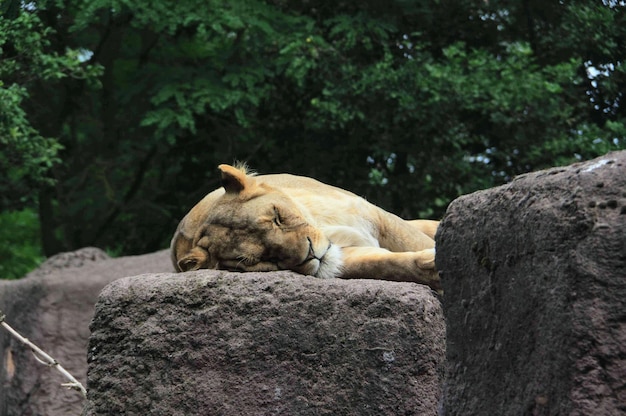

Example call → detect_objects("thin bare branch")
0 309 87 398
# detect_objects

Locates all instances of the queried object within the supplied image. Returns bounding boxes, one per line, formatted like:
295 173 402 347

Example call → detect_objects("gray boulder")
0 248 172 416
85 271 446 415
437 151 626 416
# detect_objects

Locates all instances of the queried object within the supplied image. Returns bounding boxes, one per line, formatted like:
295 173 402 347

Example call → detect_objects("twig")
0 309 87 398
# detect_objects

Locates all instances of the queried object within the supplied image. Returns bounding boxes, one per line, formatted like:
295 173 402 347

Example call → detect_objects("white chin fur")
315 244 343 279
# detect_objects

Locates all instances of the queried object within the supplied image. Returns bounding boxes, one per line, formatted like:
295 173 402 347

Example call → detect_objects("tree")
1 0 624 275
0 6 98 209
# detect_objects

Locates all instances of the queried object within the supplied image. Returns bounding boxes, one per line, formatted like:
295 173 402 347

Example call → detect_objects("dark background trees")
1 0 624 278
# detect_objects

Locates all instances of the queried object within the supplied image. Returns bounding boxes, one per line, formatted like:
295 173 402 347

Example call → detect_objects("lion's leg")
339 246 441 291
407 220 440 240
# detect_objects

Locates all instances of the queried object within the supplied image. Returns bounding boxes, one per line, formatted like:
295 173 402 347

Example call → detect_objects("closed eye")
273 206 282 227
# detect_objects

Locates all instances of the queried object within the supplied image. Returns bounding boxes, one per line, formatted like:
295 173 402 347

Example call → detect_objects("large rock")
85 271 446 415
437 151 626 415
0 248 172 416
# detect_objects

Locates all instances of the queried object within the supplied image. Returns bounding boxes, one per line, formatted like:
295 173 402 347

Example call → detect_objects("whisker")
236 254 257 268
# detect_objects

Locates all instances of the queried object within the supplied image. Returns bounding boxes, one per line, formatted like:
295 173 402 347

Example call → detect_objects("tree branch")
0 309 87 398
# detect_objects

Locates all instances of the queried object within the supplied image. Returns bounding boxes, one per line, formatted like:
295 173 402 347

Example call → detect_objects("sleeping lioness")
171 164 441 291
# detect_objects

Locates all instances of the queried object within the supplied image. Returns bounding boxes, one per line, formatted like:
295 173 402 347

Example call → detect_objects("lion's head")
172 164 343 278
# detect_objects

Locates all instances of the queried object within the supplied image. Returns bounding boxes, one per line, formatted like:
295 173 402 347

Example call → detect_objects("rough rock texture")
85 271 446 415
0 248 172 416
437 151 626 416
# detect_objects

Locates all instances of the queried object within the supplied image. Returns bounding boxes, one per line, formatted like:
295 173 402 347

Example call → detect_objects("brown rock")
0 248 172 416
437 151 626 416
85 271 446 415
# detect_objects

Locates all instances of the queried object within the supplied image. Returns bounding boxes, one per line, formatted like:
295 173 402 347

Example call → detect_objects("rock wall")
84 271 446 415
437 151 626 415
0 248 172 416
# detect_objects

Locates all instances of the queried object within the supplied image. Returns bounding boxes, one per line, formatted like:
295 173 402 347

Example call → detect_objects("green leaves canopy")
0 10 98 209
1 0 624 259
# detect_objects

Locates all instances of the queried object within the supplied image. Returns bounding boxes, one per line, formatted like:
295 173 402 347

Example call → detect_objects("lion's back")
258 174 356 196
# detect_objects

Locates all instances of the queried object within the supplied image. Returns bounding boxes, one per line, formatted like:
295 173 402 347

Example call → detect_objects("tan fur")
171 164 440 291
408 219 440 240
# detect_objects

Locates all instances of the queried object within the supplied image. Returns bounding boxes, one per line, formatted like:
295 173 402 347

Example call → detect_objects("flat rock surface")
437 151 626 416
0 248 172 416
85 270 446 416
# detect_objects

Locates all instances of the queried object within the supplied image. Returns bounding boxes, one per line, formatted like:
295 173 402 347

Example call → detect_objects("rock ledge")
85 270 446 416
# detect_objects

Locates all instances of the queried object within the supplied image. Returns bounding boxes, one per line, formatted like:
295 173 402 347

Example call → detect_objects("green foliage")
1 0 625 278
0 209 44 279
0 7 101 209
0 82 62 208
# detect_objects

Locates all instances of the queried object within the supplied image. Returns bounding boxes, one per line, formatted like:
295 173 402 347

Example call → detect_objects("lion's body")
171 165 440 290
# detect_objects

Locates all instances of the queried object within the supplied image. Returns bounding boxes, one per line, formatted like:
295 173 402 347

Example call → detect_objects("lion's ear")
218 164 254 194
177 248 208 272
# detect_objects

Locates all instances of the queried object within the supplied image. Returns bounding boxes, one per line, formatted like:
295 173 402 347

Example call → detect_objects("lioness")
171 164 441 291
